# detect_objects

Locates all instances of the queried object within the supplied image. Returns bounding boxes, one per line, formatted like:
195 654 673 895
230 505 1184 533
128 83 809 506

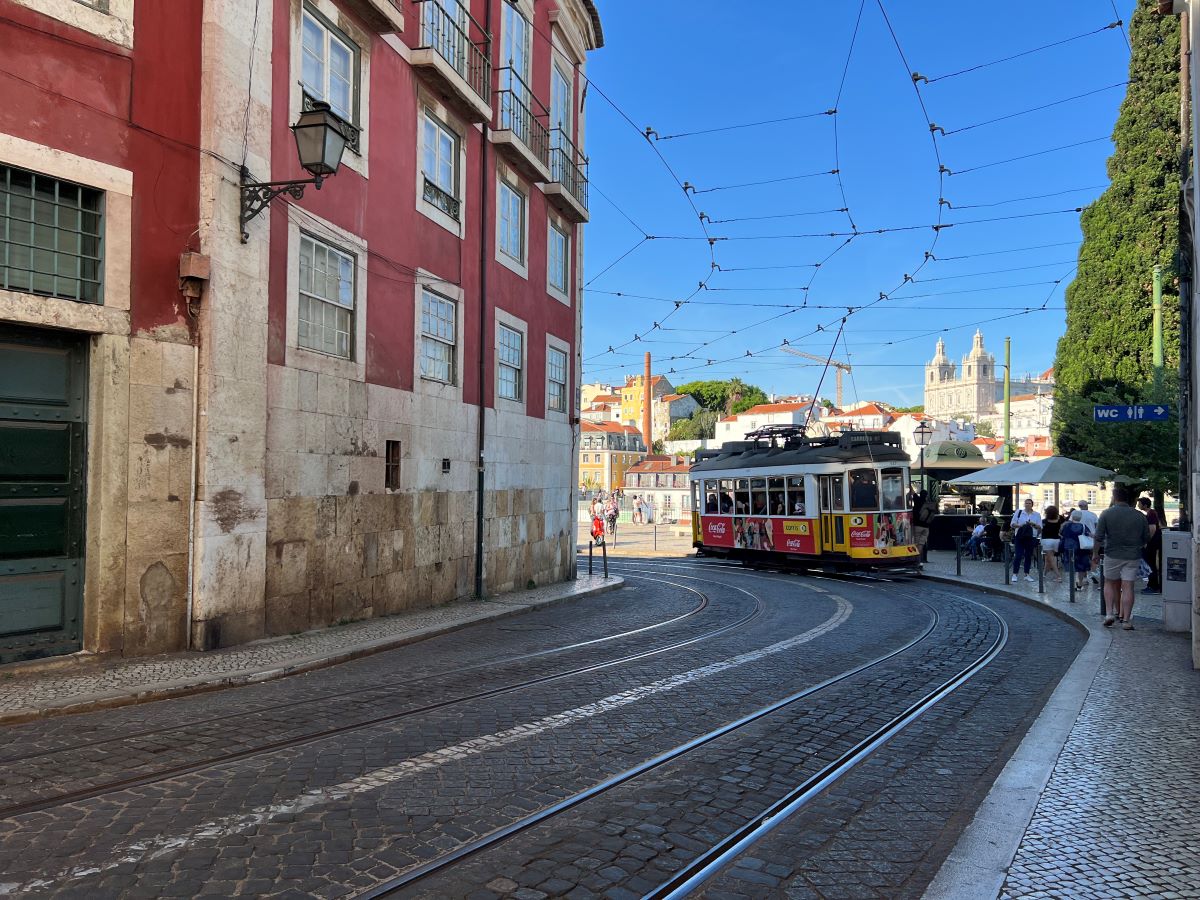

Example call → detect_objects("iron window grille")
497 324 523 400
1 164 104 304
420 288 457 383
300 6 362 154
385 440 401 489
298 234 355 359
547 346 567 412
421 111 461 221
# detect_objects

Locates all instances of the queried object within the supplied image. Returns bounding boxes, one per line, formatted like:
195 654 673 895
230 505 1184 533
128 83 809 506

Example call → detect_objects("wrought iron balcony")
545 127 589 222
422 176 461 221
492 67 551 182
412 0 492 123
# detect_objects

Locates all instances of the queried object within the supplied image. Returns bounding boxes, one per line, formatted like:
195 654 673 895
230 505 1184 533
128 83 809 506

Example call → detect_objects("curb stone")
0 576 625 726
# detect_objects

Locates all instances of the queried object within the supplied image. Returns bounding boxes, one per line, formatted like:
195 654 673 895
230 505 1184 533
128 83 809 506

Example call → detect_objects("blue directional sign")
1092 404 1171 423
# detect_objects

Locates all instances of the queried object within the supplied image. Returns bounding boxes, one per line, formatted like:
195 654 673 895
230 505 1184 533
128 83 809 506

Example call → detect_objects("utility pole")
1003 337 1012 462
1153 263 1165 378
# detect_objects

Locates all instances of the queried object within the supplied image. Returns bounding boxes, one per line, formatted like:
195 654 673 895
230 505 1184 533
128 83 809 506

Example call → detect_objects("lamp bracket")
240 174 323 243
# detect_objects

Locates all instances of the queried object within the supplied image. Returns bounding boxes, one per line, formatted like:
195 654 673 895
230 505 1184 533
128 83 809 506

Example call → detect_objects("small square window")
442 458 451 474
385 440 401 490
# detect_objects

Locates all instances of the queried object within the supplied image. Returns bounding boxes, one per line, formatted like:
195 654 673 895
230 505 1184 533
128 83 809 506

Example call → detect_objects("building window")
1 164 103 303
498 182 525 263
422 110 460 221
1088 490 1098 503
301 7 361 149
385 440 401 489
547 346 567 413
548 223 568 294
298 234 355 358
498 323 523 400
420 288 457 383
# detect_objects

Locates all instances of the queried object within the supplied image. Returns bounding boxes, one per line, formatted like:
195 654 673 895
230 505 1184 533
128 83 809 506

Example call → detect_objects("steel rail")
352 582 940 898
0 573 765 820
0 579 709 766
646 589 1009 898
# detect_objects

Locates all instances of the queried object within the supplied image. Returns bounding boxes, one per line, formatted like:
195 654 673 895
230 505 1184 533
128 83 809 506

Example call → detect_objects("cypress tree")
1050 0 1181 493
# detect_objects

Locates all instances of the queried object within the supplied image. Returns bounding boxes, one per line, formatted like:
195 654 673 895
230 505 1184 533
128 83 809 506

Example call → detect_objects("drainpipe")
474 0 494 601
184 341 200 649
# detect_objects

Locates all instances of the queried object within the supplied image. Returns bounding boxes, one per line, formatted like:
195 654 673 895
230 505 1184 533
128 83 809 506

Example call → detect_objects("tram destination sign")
1092 404 1171 423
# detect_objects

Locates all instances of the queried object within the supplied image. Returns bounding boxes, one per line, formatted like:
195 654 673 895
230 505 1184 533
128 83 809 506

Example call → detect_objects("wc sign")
1092 404 1170 423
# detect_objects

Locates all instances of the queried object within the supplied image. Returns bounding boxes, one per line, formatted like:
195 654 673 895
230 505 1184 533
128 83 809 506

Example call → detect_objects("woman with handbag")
1041 505 1064 583
1060 509 1094 590
1009 498 1042 583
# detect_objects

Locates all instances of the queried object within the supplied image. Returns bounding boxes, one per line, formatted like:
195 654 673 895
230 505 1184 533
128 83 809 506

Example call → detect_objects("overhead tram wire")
1108 0 1132 53
937 81 1130 136
911 21 1124 84
833 0 868 232
931 240 1080 260
940 185 1106 210
647 109 835 142
686 170 838 195
946 137 1112 176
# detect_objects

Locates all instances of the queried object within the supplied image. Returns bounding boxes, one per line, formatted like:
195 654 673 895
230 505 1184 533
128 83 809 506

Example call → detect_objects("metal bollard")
955 535 962 576
1037 546 1045 594
602 538 608 579
1002 543 1012 585
1099 564 1106 617
653 521 657 552
1067 549 1076 603
588 540 593 577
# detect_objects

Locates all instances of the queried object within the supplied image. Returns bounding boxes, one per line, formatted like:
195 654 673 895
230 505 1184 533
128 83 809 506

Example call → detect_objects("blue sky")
579 0 1136 406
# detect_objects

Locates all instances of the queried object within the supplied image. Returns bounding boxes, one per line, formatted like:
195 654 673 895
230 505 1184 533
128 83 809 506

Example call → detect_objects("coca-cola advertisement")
701 517 817 555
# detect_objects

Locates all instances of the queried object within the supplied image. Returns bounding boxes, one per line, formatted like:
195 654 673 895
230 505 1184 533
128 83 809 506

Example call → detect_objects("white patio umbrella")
1015 456 1114 484
946 460 1029 486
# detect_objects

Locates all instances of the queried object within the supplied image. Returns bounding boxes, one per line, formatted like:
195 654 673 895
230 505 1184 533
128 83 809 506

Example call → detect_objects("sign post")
1092 404 1171 423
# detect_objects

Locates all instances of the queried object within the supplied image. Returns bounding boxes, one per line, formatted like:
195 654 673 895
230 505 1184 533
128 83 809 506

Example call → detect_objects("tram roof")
690 430 909 474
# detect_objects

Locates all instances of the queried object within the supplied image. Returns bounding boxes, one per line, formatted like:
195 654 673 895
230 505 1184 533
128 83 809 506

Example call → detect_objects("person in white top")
1077 500 1100 581
1009 498 1043 583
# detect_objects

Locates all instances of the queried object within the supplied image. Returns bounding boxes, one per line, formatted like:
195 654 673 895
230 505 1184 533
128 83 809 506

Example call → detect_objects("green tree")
675 379 768 416
892 404 925 414
1051 0 1180 493
666 408 719 441
974 420 996 438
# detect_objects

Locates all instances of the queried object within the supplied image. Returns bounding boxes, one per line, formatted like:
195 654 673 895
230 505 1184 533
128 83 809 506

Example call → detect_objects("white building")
715 401 817 444
888 413 977 465
925 331 1052 420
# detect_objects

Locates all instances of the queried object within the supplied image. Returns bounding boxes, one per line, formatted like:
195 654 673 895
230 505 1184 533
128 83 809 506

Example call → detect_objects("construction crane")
781 347 852 407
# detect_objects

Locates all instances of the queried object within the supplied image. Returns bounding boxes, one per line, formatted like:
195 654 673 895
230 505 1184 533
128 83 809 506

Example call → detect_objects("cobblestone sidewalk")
0 574 622 724
922 550 1200 899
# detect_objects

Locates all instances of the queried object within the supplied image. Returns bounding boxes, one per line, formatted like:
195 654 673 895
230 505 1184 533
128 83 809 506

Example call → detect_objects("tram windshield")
881 468 907 511
848 469 879 511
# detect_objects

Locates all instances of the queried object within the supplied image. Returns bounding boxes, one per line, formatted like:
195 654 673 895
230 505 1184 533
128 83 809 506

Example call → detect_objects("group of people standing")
588 491 657 539
1006 487 1162 629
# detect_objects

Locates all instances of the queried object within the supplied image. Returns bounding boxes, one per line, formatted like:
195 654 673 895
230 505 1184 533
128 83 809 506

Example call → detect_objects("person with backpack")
1009 498 1042 583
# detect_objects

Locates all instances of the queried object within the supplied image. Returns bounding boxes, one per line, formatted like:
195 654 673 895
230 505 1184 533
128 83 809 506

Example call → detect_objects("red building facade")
0 0 601 664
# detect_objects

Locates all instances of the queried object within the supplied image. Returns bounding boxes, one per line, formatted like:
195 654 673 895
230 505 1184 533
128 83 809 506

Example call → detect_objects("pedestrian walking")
1077 499 1100 583
1096 487 1150 629
1136 496 1162 594
1059 509 1093 590
1040 505 1064 583
604 496 619 535
1009 498 1042 583
911 489 936 563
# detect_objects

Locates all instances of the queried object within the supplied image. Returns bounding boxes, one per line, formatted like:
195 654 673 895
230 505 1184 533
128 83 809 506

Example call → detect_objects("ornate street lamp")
914 420 934 491
239 101 348 242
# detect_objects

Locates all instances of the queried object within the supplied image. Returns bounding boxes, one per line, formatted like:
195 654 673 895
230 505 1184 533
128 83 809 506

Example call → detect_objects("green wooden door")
0 325 87 664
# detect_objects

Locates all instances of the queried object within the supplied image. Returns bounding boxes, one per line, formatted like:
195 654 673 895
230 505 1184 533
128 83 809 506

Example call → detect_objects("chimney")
642 352 652 451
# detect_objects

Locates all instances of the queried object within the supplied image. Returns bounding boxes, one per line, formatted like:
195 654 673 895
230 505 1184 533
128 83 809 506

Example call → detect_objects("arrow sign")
1092 404 1171 423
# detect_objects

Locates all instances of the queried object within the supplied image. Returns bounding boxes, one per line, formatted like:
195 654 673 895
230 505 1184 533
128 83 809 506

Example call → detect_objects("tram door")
819 475 845 553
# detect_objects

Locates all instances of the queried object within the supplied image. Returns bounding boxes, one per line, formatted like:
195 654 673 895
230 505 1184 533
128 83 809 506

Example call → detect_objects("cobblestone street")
0 557 1084 898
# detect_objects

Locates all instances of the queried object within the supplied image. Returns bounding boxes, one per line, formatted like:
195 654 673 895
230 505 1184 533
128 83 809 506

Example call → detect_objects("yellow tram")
688 428 920 570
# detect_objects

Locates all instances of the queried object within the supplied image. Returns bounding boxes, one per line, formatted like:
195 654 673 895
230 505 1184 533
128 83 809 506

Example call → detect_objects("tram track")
352 577 1002 899
0 571 766 821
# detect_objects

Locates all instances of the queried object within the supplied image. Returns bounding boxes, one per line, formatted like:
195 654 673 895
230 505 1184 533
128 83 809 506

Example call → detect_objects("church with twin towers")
923 331 1053 421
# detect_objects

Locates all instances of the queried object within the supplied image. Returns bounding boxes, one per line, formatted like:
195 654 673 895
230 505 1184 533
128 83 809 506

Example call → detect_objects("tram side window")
719 479 735 513
849 468 879 511
768 477 786 516
880 468 906 511
787 476 806 515
735 479 750 514
750 478 768 516
704 480 719 513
